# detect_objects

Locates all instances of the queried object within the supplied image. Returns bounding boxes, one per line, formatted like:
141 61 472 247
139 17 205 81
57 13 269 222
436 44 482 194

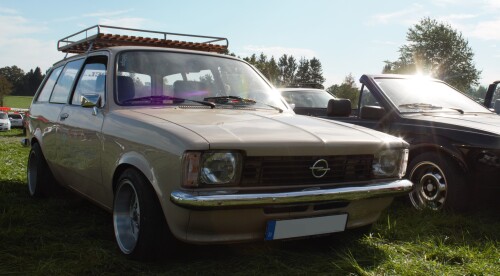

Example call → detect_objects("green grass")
3 96 33 109
1 130 499 274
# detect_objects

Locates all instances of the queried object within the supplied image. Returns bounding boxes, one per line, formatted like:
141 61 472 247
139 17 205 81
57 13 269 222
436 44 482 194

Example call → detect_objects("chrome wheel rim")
27 150 38 196
113 180 140 254
409 161 447 210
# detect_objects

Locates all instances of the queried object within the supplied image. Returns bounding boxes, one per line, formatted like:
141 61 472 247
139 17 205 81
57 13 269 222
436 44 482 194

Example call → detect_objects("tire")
27 143 55 198
113 168 171 260
407 152 468 212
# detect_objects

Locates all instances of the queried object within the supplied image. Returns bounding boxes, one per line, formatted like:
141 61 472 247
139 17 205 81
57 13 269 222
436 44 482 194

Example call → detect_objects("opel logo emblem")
309 159 330 178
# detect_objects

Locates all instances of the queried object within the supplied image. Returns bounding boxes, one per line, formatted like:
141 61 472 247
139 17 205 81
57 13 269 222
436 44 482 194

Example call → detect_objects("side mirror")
326 99 351 117
81 94 102 108
289 103 296 110
360 105 386 120
495 99 500 114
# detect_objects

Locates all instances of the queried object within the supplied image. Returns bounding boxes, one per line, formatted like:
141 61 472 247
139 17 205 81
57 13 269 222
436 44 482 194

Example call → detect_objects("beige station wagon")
24 25 412 260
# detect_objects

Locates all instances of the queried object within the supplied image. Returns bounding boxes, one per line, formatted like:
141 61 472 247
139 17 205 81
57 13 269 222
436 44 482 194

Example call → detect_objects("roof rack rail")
57 25 229 54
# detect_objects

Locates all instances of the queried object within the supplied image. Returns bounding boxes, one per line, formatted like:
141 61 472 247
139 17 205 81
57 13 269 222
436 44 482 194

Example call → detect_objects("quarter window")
50 59 84 104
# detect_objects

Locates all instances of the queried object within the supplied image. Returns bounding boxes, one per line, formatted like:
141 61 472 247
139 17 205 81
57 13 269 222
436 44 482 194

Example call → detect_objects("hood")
404 113 500 136
125 108 406 156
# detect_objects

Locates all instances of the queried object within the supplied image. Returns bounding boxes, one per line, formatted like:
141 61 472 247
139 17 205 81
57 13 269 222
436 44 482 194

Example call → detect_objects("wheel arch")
408 143 470 177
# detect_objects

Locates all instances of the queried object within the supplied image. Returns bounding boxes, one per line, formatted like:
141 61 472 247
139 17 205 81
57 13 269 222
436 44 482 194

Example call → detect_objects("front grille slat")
241 155 373 186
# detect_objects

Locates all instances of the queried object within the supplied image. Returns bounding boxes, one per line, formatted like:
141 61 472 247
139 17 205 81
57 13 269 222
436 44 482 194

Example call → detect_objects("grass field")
0 129 498 275
2 96 33 109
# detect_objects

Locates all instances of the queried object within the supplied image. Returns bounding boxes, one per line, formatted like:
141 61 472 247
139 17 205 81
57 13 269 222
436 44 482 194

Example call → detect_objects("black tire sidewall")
114 168 168 260
28 143 51 198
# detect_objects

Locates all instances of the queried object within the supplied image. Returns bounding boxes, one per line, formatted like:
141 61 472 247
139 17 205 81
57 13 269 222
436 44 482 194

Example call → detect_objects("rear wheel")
408 152 468 212
27 143 55 198
113 168 172 260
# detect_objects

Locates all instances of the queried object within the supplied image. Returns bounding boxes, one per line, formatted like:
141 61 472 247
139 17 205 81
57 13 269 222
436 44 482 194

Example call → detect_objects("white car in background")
8 113 24 128
0 112 11 131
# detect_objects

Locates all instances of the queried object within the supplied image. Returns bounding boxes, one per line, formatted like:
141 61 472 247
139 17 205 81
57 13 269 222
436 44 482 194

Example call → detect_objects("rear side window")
72 57 107 106
50 59 84 104
37 66 63 102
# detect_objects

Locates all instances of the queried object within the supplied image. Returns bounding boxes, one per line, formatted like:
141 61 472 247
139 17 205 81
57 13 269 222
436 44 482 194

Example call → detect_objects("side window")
359 86 380 109
72 58 107 106
50 59 84 104
36 66 63 102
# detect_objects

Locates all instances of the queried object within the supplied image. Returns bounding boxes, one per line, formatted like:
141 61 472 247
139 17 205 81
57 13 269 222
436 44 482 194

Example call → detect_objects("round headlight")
373 149 400 177
200 152 241 185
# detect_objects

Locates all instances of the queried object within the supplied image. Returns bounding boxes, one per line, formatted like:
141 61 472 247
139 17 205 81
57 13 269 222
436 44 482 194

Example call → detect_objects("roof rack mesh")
58 25 228 54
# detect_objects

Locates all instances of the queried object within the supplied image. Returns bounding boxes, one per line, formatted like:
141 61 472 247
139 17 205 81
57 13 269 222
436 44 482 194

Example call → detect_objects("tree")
326 73 359 107
0 76 13 107
0 66 24 95
294 57 310 85
309 57 325 86
278 54 297 87
384 17 481 92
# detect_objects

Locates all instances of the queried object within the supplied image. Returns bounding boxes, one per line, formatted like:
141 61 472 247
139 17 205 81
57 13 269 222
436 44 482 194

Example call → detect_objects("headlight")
182 151 242 187
372 149 409 178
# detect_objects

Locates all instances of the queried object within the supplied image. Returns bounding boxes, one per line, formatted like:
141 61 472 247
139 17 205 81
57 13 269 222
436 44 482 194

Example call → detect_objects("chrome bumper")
170 179 413 210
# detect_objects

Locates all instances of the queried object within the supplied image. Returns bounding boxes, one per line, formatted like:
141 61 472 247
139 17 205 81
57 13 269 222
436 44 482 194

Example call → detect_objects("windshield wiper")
204 96 283 113
122 95 215 109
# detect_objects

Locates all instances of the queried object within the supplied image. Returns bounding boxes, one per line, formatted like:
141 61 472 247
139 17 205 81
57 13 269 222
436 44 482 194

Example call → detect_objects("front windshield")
281 90 334 108
375 77 491 114
115 51 286 111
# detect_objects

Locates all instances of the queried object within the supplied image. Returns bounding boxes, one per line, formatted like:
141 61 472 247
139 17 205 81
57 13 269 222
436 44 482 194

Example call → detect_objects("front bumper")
170 179 413 210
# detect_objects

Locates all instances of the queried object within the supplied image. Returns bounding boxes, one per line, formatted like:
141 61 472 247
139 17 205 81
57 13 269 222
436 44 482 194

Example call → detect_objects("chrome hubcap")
409 161 447 210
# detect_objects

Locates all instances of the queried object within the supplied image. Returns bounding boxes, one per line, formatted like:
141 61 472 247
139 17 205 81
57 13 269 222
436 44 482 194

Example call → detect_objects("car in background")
279 88 336 116
24 25 412 260
0 112 11 131
484 80 500 114
323 74 500 212
8 113 24 128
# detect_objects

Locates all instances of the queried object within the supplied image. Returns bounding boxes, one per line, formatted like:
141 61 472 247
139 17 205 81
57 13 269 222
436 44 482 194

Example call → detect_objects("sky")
0 0 499 88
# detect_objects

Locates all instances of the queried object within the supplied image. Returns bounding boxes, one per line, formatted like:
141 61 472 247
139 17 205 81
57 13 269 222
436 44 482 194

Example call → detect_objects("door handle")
60 113 69 120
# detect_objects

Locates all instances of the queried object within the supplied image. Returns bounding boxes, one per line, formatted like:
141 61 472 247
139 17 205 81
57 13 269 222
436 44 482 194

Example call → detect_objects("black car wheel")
113 168 171 260
27 143 55 198
408 152 468 212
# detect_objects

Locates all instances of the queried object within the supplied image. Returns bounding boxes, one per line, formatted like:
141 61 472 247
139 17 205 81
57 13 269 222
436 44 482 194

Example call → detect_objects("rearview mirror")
326 99 351 117
360 105 386 120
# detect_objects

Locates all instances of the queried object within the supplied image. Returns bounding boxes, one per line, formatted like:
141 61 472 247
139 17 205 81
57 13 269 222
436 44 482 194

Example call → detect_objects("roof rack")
57 25 229 54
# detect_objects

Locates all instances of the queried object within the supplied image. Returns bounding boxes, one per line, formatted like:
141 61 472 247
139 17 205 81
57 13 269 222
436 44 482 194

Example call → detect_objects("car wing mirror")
360 105 386 120
81 94 102 108
495 99 500 114
326 98 351 117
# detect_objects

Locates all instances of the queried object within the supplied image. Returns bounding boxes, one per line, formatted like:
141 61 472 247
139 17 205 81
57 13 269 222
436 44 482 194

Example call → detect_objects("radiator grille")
241 155 373 186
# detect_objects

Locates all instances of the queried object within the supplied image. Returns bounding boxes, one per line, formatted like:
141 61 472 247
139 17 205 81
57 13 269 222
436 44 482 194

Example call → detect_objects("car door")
57 55 108 200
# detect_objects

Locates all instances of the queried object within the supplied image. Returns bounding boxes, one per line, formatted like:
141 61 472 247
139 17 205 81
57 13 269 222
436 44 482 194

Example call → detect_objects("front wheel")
113 168 171 260
407 152 468 212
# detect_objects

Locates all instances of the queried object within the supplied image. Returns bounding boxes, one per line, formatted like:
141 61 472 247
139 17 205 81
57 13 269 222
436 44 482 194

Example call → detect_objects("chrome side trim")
170 179 413 209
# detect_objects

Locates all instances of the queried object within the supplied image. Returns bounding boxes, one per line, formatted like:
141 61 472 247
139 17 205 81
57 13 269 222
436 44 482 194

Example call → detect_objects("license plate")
265 214 348 240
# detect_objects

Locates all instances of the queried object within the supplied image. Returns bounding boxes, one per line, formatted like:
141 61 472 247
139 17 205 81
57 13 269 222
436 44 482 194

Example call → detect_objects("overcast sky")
1 0 499 87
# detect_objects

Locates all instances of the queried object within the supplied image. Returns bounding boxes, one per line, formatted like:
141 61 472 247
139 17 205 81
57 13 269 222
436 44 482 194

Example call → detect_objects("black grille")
241 155 373 186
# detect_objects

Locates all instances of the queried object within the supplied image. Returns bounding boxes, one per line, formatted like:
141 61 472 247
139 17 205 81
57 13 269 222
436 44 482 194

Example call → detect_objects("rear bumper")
170 179 413 210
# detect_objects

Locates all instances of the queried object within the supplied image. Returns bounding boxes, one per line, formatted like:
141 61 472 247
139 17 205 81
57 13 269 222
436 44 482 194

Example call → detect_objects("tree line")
241 53 325 88
0 66 44 106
